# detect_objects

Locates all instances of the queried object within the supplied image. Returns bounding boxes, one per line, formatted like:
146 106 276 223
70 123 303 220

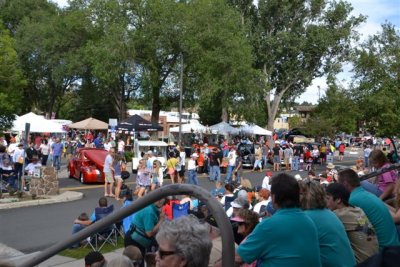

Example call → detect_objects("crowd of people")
70 144 400 267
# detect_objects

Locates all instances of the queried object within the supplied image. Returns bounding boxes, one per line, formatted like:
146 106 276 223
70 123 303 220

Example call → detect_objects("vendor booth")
68 117 108 130
12 112 65 133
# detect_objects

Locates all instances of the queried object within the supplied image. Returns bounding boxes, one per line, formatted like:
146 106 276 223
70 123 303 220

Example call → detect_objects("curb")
0 191 84 210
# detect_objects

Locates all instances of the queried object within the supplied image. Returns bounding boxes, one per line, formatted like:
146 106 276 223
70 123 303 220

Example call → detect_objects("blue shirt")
350 186 400 249
122 200 135 234
305 209 356 267
130 204 159 248
51 143 63 156
237 208 321 267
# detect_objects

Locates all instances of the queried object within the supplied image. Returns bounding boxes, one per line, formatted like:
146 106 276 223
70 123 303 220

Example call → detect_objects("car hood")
81 149 108 169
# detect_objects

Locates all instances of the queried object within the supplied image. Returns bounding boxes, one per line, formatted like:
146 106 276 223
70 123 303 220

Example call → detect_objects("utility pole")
178 54 184 146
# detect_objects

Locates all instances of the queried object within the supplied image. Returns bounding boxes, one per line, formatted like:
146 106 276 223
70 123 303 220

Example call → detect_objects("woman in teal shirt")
300 180 356 267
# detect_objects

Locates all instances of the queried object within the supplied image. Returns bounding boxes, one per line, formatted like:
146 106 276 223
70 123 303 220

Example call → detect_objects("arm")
145 212 165 238
380 183 395 200
74 219 93 226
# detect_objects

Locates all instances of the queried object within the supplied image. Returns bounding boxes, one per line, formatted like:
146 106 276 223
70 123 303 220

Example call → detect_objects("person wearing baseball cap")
187 153 199 185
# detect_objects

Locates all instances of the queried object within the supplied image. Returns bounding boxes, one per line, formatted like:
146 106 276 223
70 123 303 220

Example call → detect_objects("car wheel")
67 166 73 178
80 173 85 184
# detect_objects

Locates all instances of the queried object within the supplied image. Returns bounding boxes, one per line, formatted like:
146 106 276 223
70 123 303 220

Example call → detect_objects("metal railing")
19 184 235 267
359 162 400 181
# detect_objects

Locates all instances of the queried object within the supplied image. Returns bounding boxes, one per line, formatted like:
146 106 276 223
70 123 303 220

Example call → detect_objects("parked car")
68 148 108 184
238 143 255 169
132 140 168 172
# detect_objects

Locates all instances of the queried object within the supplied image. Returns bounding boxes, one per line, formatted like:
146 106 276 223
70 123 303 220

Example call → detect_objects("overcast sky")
52 0 400 104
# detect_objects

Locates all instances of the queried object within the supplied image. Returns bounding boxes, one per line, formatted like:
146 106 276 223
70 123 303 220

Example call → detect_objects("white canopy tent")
12 112 66 133
209 121 239 135
169 120 207 133
239 123 272 136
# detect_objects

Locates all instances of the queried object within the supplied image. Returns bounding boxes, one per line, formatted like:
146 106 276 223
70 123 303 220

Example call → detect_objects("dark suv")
238 143 255 169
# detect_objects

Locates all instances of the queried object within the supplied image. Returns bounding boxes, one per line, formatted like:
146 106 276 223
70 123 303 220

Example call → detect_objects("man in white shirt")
117 139 125 154
225 147 237 184
24 156 42 191
103 148 115 197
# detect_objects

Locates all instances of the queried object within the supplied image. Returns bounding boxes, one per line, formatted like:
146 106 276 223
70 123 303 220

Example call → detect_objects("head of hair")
224 183 235 193
106 255 133 267
237 209 259 237
369 149 389 168
0 145 6 153
338 168 360 187
123 245 143 261
326 183 350 206
98 197 108 207
308 170 316 176
85 251 105 266
155 215 212 267
241 178 252 189
270 173 300 208
299 181 327 210
169 151 175 158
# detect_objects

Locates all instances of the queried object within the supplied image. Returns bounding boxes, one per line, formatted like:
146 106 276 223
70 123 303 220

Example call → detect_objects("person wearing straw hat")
326 162 338 182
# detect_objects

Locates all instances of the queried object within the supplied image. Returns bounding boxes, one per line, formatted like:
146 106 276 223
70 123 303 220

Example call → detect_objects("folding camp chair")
86 205 119 251
172 202 190 219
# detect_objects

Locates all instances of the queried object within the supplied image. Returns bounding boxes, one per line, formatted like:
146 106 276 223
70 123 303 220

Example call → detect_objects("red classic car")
68 148 108 183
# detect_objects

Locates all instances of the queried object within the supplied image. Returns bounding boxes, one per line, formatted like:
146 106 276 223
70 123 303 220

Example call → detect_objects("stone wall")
29 167 59 196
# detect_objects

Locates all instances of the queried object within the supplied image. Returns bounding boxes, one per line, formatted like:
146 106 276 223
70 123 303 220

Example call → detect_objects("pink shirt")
377 163 397 193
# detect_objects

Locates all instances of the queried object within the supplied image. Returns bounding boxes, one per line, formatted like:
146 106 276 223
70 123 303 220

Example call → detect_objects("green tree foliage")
0 23 25 130
15 4 88 116
351 23 400 137
246 0 364 130
184 0 259 124
311 82 358 136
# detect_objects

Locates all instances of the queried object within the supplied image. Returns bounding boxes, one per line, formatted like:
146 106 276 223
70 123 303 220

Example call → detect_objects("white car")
132 140 168 172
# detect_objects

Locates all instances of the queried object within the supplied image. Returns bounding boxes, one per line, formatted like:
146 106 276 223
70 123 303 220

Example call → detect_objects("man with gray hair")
155 215 212 267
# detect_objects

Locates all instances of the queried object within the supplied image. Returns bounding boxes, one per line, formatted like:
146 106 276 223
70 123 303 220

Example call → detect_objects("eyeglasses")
157 248 177 259
131 260 142 266
238 222 246 226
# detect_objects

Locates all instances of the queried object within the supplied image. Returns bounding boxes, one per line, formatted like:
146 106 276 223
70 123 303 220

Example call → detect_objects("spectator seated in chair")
71 197 113 248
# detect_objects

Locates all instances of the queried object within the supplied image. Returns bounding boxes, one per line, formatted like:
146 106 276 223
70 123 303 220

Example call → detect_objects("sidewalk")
0 190 83 210
0 244 125 267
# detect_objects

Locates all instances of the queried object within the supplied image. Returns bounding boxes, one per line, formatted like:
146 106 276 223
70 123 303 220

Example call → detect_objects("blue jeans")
210 165 221 182
292 156 299 171
262 155 268 168
53 155 61 170
361 180 382 197
71 223 86 248
188 170 198 185
364 156 369 167
225 165 235 183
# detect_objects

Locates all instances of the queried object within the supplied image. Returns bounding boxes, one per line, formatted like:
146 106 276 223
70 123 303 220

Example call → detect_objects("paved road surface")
0 150 360 252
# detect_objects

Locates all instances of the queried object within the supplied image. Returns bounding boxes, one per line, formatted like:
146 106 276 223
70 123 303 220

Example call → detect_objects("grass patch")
59 237 124 259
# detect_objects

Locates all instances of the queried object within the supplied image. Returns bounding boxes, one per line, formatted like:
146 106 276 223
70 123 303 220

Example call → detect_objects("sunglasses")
157 248 177 259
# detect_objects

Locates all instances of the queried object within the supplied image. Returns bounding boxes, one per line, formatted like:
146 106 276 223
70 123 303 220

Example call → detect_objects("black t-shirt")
294 145 304 156
272 146 281 156
209 151 223 166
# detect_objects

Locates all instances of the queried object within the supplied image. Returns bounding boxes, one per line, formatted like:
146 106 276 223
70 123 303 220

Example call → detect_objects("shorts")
104 172 114 183
273 156 281 164
339 152 344 156
168 168 175 176
284 158 290 165
178 166 185 177
114 175 123 183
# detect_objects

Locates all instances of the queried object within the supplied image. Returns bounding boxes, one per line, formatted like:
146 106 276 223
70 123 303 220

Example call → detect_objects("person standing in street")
187 153 199 185
272 142 282 172
103 148 115 197
51 138 63 171
363 145 372 168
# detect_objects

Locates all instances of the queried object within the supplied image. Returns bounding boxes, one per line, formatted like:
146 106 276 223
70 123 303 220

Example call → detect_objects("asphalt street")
0 149 361 253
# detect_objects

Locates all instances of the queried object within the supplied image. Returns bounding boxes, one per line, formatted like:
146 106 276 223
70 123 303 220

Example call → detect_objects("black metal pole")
19 184 235 267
